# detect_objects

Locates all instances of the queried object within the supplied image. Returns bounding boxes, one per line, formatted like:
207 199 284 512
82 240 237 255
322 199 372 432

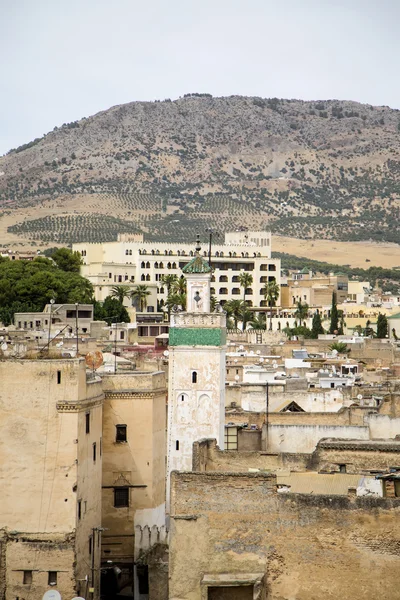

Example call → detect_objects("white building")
72 231 280 312
166 246 226 511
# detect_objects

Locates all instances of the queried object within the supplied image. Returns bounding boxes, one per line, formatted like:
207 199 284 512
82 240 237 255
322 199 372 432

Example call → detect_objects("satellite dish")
42 591 61 600
332 349 338 356
1 342 7 351
85 350 104 370
357 394 363 400
163 350 169 357
71 598 85 600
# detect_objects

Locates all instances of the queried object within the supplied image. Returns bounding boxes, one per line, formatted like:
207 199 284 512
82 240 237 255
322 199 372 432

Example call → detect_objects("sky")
1 0 399 155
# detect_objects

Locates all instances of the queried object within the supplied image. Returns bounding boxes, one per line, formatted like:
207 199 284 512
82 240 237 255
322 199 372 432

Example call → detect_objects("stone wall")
169 471 400 600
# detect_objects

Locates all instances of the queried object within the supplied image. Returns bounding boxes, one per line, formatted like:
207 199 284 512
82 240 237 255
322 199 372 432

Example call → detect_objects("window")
176 440 180 450
85 412 90 434
78 499 82 520
192 371 197 384
109 273 112 279
114 487 129 507
120 330 125 340
93 443 97 462
48 572 57 586
23 571 32 585
57 370 61 384
339 464 347 473
224 427 238 450
116 424 127 443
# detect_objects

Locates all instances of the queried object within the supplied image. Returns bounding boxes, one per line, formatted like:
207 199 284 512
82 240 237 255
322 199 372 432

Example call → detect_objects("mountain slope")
1 95 400 245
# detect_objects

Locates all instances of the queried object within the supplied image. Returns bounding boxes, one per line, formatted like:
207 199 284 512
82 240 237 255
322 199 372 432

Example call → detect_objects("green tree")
329 341 350 354
249 312 266 330
131 285 151 312
311 311 324 338
166 293 187 311
171 276 187 295
49 247 83 272
0 256 93 325
224 299 245 330
110 285 131 304
161 274 179 318
238 271 253 305
294 300 309 323
377 313 388 338
262 281 280 331
99 296 130 325
329 292 339 334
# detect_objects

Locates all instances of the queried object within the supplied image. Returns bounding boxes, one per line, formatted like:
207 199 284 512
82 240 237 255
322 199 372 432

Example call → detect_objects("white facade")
72 231 280 310
166 258 226 511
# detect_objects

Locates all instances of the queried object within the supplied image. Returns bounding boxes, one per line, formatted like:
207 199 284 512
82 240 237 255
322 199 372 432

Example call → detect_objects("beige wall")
100 372 167 565
0 359 103 600
170 472 400 600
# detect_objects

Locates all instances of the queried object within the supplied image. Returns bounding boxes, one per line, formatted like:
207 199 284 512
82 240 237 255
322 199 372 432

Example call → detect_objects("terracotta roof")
182 254 212 274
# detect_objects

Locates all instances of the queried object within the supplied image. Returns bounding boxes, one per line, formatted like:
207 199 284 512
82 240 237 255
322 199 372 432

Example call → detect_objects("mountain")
1 95 400 247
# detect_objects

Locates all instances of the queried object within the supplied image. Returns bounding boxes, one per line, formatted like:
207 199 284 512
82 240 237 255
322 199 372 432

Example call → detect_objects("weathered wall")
266 423 370 453
169 472 400 600
101 372 167 565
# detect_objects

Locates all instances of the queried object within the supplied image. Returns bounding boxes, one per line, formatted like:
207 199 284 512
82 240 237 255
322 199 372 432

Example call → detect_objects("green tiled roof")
300 267 309 274
389 312 400 320
182 254 212 274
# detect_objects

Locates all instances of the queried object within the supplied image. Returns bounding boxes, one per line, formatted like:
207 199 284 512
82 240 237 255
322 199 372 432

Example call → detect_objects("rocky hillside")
1 95 400 246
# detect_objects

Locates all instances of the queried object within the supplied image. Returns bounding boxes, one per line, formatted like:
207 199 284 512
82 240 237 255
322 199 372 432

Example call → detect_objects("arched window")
177 251 181 256
229 252 232 257
219 275 228 282
167 262 171 269
172 262 177 269
146 274 150 281
156 249 160 255
192 371 197 383
189 251 193 257
142 250 147 255
232 287 240 295
141 261 145 268
169 250 173 255
125 249 129 255
141 274 145 281
245 288 253 295
203 251 207 257
129 250 132 255
165 250 168 255
215 251 220 257
159 262 164 269
146 261 150 268
219 287 228 295
154 262 159 268
220 251 224 257
151 250 155 255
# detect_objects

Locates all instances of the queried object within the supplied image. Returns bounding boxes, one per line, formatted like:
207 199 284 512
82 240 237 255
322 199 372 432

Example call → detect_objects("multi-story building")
280 268 349 308
0 358 104 600
73 231 281 311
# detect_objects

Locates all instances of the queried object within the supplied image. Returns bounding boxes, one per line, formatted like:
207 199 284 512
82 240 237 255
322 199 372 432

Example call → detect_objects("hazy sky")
1 0 399 155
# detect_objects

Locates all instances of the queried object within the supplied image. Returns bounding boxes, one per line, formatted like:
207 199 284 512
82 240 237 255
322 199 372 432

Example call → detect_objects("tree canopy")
0 256 93 325
48 247 83 272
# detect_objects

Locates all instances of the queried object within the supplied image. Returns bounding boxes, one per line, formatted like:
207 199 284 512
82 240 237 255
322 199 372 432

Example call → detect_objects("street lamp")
205 228 220 268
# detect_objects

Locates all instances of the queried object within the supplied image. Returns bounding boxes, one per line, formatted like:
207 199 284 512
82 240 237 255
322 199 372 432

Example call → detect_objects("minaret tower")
166 237 226 508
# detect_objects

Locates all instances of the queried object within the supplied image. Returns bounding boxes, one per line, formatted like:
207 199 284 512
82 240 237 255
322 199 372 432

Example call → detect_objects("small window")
78 499 82 520
176 440 179 451
114 487 129 507
192 371 197 384
93 442 97 462
116 424 127 443
57 370 61 384
23 571 32 585
85 412 90 434
48 572 57 586
339 464 347 473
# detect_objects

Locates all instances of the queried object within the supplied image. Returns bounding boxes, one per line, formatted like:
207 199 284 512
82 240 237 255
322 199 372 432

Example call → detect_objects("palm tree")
262 281 280 331
131 285 151 312
161 274 178 319
166 292 187 312
110 285 131 305
224 299 245 330
294 300 309 324
249 312 266 330
172 276 187 295
238 271 253 305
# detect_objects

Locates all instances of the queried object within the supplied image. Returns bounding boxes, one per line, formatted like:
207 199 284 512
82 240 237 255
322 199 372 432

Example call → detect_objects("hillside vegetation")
1 95 400 245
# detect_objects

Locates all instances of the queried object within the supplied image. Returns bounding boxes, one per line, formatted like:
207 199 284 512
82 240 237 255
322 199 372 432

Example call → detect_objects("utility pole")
91 528 96 599
75 302 79 356
114 319 118 374
48 298 55 352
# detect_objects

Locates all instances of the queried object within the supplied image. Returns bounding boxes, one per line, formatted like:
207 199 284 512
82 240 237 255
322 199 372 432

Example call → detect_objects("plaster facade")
0 359 103 600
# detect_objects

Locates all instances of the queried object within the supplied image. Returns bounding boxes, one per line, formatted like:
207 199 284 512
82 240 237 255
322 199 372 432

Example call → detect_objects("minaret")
166 237 226 510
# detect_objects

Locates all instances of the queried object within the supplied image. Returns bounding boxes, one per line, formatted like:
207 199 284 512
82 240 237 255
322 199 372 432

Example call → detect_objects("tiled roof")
182 254 212 274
